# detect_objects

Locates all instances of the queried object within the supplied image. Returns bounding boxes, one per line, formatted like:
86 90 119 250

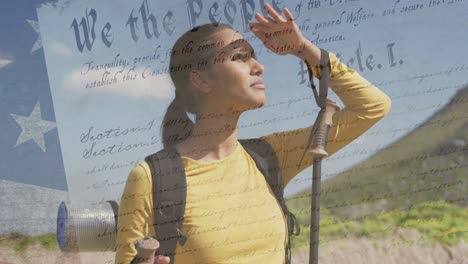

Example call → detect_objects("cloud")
49 41 72 57
62 66 175 100
0 58 13 69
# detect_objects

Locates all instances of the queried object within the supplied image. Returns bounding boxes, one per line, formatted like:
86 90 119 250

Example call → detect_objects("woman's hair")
161 23 234 149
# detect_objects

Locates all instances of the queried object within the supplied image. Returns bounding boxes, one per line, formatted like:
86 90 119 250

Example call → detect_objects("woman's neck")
175 112 240 161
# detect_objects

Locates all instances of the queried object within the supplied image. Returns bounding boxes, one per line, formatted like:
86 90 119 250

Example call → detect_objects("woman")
116 3 391 264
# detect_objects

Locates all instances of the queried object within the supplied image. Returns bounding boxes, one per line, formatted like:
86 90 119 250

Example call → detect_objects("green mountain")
286 85 468 223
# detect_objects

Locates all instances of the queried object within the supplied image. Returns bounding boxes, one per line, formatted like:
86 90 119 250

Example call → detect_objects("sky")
1 0 467 205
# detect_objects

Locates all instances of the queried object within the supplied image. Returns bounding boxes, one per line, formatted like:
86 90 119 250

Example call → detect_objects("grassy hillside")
286 85 468 249
287 87 468 252
289 201 468 251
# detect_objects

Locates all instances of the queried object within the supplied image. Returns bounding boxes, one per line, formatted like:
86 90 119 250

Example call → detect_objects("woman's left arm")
252 4 392 187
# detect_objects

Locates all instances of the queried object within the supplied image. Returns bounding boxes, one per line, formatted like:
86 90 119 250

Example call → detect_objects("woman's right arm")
260 51 392 188
115 163 155 264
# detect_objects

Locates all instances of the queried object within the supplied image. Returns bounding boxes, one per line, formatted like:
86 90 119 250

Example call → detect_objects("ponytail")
160 22 233 149
161 98 194 149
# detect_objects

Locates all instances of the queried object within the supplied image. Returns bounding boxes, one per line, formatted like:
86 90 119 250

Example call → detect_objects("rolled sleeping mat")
56 200 119 252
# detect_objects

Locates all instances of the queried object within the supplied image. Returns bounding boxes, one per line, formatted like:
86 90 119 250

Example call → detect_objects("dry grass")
291 228 468 264
0 242 114 264
0 228 467 263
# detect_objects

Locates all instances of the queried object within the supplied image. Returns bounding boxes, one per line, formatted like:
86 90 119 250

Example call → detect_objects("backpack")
143 137 300 264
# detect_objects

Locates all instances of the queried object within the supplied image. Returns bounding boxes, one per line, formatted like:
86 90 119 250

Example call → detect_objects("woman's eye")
232 53 249 61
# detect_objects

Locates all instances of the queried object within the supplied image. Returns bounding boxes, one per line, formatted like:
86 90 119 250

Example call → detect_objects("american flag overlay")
0 0 67 191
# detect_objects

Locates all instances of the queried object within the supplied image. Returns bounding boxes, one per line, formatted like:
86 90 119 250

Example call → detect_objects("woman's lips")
251 80 265 89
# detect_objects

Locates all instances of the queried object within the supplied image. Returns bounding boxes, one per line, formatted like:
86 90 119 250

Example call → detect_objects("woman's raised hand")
249 3 312 57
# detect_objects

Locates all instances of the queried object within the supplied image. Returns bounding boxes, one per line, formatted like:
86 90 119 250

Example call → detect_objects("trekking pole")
308 99 339 264
131 237 160 264
297 48 340 264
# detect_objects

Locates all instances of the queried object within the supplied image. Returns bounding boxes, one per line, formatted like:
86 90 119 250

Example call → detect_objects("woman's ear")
189 70 212 94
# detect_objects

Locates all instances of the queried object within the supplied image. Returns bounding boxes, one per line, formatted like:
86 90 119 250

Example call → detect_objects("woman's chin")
248 100 266 111
229 97 266 113
255 100 266 108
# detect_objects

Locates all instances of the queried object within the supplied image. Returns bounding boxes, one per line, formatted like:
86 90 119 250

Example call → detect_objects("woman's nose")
251 59 264 76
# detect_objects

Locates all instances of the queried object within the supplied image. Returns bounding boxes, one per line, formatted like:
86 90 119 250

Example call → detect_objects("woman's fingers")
249 4 305 56
249 22 269 31
250 27 269 45
264 17 277 24
249 22 270 44
255 3 288 24
254 12 270 24
283 7 295 22
264 3 286 22
154 255 170 264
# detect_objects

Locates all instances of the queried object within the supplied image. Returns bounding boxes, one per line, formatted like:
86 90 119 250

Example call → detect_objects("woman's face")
195 29 266 114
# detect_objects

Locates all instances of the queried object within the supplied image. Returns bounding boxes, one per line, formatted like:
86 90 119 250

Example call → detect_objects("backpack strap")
145 147 187 264
299 48 331 169
239 138 300 264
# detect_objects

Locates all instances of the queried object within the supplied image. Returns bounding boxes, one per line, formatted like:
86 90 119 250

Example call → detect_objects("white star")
0 58 12 69
27 20 42 53
11 101 57 152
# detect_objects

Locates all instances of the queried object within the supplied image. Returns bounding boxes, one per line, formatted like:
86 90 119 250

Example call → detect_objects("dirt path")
1 229 467 263
0 243 114 264
292 229 468 264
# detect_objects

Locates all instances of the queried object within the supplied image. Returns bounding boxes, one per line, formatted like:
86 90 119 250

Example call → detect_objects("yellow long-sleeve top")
115 52 392 264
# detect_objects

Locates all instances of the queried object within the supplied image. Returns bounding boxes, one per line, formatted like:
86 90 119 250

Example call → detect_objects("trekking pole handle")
132 237 160 264
309 99 340 158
